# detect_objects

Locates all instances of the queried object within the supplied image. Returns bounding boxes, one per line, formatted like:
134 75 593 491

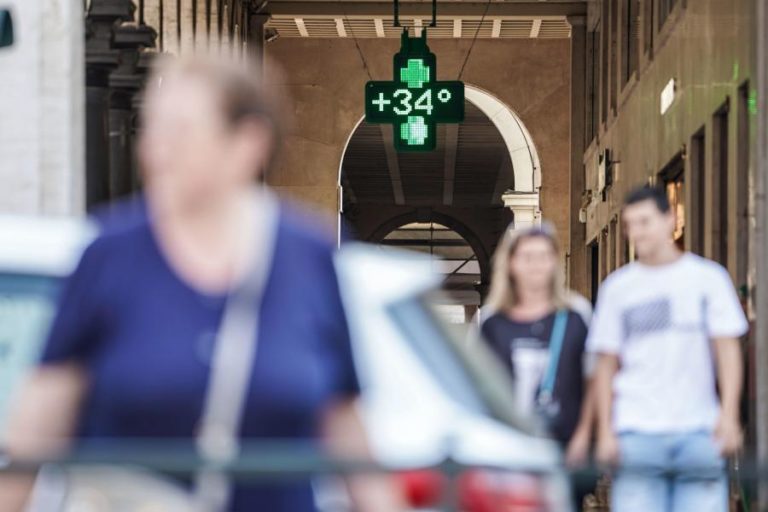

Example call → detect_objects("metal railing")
0 440 764 512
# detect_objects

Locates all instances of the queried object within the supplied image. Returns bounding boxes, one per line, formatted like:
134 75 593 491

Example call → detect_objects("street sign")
365 30 464 152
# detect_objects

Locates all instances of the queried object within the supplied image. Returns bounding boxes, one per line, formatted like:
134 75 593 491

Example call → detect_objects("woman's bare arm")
0 364 86 510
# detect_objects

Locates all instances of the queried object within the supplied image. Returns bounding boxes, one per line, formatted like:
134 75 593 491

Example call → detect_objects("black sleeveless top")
481 309 589 443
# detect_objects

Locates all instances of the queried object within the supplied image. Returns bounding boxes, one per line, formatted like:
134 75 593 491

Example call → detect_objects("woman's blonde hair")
484 221 571 313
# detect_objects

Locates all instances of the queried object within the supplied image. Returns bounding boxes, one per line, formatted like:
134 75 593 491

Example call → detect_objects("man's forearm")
594 355 618 436
715 338 743 418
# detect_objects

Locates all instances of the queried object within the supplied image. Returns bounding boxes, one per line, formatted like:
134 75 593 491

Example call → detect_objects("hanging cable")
344 12 374 81
457 0 492 80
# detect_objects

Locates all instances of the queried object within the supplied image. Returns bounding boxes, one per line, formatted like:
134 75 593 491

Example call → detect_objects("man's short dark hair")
623 185 671 213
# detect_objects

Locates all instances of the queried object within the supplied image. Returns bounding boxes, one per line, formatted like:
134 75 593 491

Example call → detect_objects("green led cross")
401 59 430 88
364 30 464 152
401 116 428 145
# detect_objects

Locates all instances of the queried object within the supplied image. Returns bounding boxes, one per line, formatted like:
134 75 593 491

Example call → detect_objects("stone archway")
367 210 491 288
337 84 542 212
463 84 541 193
375 218 486 317
338 84 548 311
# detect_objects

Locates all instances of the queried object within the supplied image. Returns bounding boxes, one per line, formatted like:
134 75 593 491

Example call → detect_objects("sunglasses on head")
508 222 557 238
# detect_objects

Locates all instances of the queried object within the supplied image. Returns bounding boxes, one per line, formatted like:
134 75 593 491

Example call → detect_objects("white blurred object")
0 215 95 276
0 216 95 443
335 243 573 512
27 466 198 512
0 221 573 512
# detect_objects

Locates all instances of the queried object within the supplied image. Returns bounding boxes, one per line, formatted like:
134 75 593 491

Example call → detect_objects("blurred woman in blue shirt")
3 55 400 512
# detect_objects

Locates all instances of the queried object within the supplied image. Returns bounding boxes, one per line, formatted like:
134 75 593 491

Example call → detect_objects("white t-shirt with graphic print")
587 253 748 434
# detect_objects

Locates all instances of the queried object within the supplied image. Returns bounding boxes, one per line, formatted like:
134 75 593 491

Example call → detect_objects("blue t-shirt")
40 199 359 511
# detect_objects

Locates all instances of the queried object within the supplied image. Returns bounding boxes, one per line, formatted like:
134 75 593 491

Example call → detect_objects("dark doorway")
589 241 600 305
659 153 685 252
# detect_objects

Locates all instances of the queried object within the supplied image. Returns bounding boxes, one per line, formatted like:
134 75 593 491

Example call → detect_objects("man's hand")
593 354 620 468
714 413 743 457
565 428 591 468
595 431 620 468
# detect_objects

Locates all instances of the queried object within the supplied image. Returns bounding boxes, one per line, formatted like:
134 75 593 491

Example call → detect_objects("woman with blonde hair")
479 222 595 504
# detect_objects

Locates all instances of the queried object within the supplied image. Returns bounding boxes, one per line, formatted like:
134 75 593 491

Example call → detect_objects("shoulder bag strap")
194 188 280 512
539 309 569 397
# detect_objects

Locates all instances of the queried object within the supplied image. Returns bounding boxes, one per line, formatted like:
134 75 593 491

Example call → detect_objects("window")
388 297 530 430
600 228 609 281
658 0 680 29
622 0 640 84
623 235 632 264
600 0 610 124
712 102 730 265
586 28 600 143
659 153 685 250
689 127 706 255
667 177 685 248
736 84 750 291
0 274 60 438
609 217 619 271
389 298 485 413
643 0 654 55
610 0 619 112
589 241 600 305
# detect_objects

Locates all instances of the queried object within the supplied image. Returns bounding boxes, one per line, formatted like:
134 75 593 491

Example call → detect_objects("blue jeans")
612 431 727 512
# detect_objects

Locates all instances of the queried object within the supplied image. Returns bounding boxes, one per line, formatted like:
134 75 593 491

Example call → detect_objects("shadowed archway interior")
341 100 513 210
340 94 533 311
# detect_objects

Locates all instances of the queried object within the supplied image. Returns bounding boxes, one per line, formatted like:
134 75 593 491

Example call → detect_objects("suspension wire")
430 0 437 27
457 0 492 80
344 13 374 81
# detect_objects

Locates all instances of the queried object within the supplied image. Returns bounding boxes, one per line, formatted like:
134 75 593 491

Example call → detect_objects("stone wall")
584 0 754 290
0 1 85 215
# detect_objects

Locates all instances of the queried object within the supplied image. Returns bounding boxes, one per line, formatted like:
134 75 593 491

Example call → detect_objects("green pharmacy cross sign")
365 30 464 152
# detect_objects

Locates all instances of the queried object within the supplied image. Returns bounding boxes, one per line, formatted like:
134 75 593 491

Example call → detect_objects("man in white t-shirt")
588 185 748 512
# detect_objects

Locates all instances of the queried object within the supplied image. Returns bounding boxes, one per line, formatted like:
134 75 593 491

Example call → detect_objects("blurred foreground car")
0 216 571 512
0 216 94 432
335 245 572 512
